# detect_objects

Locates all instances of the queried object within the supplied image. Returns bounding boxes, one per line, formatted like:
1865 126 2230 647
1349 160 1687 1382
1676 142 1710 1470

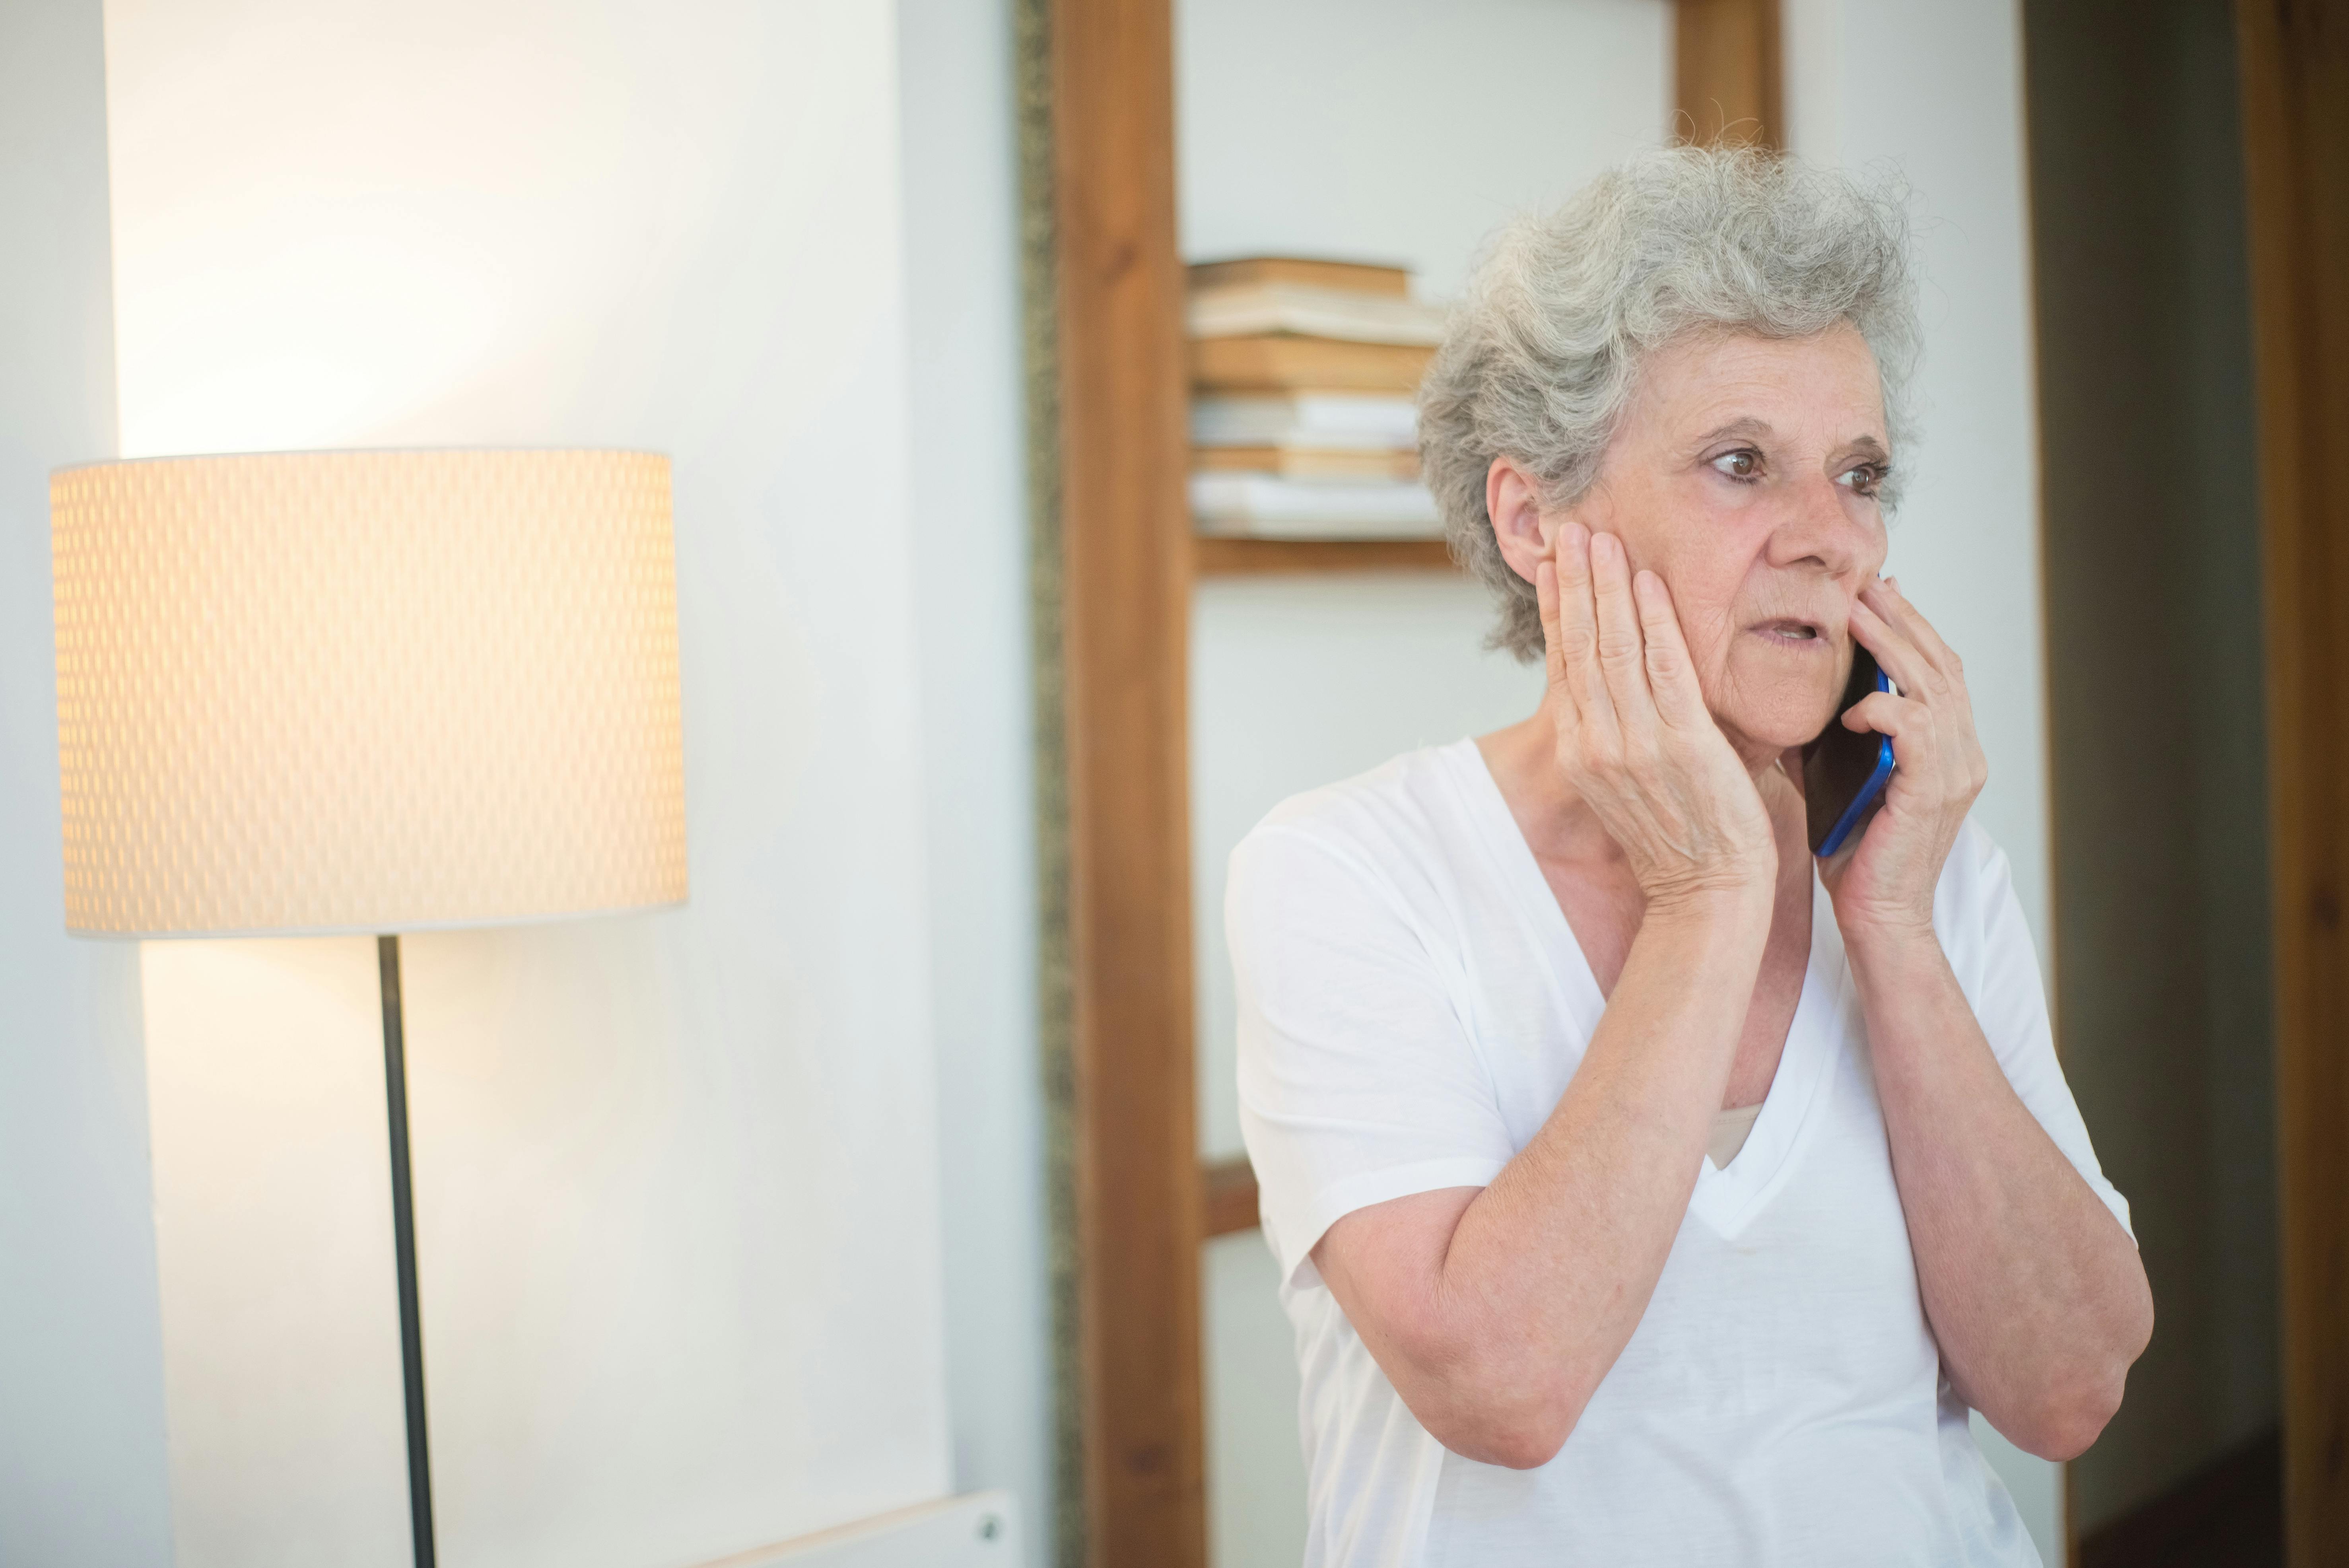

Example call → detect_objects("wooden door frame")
2237 2 2349 1560
1024 4 1779 1564
1022 2 1201 1566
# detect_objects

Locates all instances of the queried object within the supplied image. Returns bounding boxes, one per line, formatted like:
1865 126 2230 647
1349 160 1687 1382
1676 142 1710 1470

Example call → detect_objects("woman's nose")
1768 474 1876 577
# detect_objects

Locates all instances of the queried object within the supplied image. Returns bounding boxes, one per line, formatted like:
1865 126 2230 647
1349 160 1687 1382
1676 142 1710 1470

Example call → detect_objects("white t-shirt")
1228 740 2131 1568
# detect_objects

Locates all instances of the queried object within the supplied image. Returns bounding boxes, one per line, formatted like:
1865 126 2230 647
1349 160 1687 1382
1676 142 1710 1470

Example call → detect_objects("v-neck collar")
1443 738 1848 1240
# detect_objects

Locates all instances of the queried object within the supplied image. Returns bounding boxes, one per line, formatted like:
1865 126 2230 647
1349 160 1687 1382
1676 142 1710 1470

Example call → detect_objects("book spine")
1189 337 1434 393
1185 258 1411 296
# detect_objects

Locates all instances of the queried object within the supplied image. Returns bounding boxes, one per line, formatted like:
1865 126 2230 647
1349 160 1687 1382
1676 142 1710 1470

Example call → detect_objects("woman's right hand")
1538 524 1777 909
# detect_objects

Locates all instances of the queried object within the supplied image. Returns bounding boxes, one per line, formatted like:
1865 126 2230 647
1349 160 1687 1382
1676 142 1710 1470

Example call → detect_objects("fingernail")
1565 521 1589 550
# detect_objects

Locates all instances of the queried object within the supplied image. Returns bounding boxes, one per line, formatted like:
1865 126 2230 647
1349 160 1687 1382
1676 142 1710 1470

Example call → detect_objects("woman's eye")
1838 464 1884 496
1710 449 1761 480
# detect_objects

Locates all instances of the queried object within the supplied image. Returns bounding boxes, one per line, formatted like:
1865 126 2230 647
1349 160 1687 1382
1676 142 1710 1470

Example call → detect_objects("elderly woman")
1228 148 2151 1566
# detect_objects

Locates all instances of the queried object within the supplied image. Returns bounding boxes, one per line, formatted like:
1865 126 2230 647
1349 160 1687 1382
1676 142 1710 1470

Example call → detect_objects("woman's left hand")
1818 576 1988 937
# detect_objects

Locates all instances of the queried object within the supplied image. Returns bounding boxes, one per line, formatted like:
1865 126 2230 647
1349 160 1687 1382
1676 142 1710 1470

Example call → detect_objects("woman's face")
1495 324 1893 758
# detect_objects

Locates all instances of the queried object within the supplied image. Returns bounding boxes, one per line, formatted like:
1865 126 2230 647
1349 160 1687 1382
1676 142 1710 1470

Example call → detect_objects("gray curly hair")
1418 145 1921 662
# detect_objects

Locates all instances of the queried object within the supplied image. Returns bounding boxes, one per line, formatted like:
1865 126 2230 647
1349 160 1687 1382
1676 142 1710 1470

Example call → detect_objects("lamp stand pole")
377 934 438 1568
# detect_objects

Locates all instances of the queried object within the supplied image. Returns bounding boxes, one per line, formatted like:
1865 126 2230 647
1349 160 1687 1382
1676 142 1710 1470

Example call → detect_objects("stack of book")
1187 256 1446 540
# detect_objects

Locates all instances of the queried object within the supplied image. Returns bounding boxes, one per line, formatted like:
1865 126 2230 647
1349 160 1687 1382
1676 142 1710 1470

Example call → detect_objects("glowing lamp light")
51 448 687 936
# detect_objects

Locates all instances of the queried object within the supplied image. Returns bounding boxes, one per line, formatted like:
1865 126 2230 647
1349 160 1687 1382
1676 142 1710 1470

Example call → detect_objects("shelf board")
1201 1156 1259 1238
1192 535 1456 576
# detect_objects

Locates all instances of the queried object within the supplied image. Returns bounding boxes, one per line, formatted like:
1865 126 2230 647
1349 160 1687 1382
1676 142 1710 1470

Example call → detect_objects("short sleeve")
1945 824 2135 1241
1228 822 1515 1288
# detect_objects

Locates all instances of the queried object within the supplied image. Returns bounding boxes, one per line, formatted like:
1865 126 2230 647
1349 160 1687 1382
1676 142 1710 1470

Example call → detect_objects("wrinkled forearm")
1846 926 2152 1458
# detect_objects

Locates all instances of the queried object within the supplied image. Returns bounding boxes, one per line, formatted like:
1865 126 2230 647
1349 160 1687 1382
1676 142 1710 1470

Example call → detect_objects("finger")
1632 569 1710 729
1537 558 1568 695
1536 560 1589 762
1848 597 1937 704
1554 524 1621 743
1875 575 1985 766
1863 576 1963 689
1589 532 1655 736
1842 690 1941 779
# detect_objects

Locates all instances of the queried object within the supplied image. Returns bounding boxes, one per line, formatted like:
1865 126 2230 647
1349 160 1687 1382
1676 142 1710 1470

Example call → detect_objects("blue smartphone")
1802 646 1895 858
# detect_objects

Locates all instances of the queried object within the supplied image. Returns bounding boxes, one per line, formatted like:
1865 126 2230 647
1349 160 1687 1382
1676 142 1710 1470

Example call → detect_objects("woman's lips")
1748 617 1829 646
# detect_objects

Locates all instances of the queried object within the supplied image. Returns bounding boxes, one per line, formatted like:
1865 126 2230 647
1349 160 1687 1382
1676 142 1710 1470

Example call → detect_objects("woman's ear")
1486 456 1554 585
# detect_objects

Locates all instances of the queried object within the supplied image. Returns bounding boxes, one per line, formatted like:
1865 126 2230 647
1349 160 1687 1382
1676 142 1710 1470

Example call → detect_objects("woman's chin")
1717 654 1844 751
1715 698 1842 758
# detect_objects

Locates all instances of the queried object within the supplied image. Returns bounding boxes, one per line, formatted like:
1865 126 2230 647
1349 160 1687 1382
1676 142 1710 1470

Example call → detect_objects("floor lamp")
51 449 688 1568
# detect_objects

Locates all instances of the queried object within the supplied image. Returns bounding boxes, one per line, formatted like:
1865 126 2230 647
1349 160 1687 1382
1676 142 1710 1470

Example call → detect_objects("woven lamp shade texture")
52 449 688 937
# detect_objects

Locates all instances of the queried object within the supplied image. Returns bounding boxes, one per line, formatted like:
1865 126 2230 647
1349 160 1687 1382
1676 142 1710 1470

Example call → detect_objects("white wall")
0 1 178 1562
1201 1232 1307 1568
896 0 1055 1564
1783 0 2062 1558
101 3 954 1564
1177 0 1673 301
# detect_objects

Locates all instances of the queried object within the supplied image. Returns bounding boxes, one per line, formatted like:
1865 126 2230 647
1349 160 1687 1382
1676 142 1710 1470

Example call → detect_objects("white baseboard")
691 1492 1022 1568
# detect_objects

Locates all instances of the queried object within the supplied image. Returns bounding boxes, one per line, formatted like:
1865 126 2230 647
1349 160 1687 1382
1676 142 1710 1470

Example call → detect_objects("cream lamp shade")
51 448 688 937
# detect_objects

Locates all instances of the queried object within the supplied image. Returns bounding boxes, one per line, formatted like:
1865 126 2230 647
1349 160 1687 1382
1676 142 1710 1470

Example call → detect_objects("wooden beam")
1201 1158 1259 1239
1676 0 1782 149
1046 0 1204 1563
2236 1 2349 1560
